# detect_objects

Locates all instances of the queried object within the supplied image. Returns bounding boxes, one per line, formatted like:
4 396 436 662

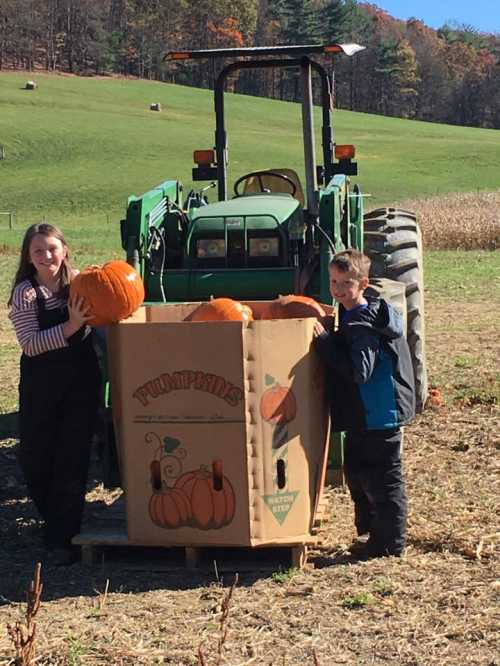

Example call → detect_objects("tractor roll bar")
213 57 334 204
164 44 365 205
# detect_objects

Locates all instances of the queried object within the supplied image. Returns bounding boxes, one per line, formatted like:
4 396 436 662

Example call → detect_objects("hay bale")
150 102 161 112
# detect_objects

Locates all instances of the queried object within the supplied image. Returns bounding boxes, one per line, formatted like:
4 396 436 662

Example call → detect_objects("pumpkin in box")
186 297 253 323
69 260 144 327
258 294 325 320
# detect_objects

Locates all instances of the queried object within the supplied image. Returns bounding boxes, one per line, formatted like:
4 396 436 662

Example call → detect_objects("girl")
8 223 101 566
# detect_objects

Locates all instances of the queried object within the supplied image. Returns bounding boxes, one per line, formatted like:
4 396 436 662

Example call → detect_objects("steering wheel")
233 170 297 197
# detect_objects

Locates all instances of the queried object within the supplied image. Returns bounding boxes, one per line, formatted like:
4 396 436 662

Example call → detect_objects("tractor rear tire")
364 208 428 412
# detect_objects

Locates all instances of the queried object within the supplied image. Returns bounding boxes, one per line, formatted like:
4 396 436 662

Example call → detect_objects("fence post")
0 211 15 229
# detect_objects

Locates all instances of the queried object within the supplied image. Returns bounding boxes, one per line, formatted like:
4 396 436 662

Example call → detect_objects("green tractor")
111 44 427 484
121 44 366 306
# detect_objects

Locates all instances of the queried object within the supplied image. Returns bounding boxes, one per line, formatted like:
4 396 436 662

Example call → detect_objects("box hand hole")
150 460 162 491
277 459 286 489
212 459 223 491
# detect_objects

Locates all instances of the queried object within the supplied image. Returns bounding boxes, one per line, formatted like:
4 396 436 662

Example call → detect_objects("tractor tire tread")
364 209 427 412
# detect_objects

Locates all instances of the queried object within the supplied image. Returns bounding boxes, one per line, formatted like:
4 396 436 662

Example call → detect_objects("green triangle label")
262 491 299 525
265 373 275 386
273 445 288 460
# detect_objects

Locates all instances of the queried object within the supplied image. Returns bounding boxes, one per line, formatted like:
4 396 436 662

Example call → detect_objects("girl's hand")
63 295 92 339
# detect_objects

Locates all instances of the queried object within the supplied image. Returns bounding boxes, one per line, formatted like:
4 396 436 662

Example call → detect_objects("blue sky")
372 0 499 34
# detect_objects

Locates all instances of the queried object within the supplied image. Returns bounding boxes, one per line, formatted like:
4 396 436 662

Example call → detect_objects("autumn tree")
173 0 257 88
0 0 21 69
319 0 349 42
405 19 448 121
372 38 419 117
331 0 376 111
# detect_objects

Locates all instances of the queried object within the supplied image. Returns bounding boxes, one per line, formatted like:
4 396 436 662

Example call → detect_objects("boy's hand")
313 320 327 338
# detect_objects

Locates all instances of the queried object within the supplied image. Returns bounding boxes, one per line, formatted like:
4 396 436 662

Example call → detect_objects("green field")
1 71 500 255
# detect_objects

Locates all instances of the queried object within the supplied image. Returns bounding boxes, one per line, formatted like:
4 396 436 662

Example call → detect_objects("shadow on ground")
0 440 303 604
0 412 18 440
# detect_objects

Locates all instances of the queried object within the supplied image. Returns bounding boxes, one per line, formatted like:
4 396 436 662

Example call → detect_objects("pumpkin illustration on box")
260 384 297 425
149 460 192 529
146 431 236 530
174 464 236 530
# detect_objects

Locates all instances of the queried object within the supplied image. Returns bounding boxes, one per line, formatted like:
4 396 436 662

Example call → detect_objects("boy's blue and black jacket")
314 297 416 432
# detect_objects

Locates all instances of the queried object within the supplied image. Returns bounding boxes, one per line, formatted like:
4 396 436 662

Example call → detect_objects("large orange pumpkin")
69 260 145 327
259 295 325 320
186 298 253 323
260 384 297 425
174 464 236 530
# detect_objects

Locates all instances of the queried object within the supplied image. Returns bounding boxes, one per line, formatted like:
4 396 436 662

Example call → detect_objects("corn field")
397 190 499 250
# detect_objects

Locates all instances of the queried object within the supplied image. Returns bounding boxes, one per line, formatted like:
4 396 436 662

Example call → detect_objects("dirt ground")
0 300 498 666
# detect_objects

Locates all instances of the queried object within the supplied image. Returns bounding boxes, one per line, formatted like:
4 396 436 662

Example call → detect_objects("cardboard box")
107 302 330 547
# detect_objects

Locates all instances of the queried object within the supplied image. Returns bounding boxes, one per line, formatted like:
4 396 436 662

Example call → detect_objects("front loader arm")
120 180 183 281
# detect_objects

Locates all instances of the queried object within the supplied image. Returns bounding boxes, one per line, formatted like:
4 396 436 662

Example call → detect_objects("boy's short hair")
330 249 371 279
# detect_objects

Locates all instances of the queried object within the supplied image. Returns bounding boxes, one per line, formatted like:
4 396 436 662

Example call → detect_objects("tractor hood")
189 193 301 226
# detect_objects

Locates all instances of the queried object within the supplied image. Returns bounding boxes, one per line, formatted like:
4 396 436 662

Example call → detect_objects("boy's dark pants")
344 428 407 555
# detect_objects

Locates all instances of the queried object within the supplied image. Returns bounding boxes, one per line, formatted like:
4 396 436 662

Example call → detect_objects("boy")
313 249 415 558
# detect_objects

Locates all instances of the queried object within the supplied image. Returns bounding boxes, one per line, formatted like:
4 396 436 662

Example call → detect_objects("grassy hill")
1 71 499 254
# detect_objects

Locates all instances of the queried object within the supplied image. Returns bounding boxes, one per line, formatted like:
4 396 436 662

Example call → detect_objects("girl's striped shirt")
9 279 89 356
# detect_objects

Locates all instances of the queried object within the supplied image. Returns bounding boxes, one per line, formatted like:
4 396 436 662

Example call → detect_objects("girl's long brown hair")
8 223 73 306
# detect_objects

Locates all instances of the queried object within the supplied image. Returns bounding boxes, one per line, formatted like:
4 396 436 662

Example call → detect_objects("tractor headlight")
249 238 279 257
196 239 226 258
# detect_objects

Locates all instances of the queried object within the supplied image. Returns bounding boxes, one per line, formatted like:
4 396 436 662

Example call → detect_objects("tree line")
1 0 499 129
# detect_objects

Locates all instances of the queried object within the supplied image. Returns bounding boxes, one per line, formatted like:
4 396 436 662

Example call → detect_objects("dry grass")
396 190 500 250
0 299 498 666
6 563 42 665
0 192 498 665
424 301 499 404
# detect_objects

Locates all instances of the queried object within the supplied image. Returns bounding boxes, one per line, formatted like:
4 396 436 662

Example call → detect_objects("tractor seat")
242 168 305 208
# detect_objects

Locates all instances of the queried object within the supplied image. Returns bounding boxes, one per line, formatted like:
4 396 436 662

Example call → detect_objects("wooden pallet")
74 496 311 571
73 530 309 570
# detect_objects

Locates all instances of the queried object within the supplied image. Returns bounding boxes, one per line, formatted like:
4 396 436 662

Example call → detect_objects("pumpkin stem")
198 464 211 480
